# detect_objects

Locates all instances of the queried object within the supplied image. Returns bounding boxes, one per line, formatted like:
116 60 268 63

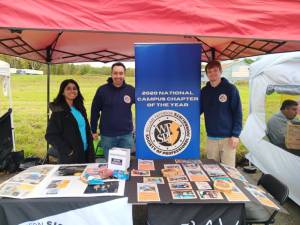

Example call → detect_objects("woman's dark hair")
52 79 86 115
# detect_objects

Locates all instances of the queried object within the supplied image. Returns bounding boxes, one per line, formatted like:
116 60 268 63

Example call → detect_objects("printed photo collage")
134 159 252 202
0 164 125 199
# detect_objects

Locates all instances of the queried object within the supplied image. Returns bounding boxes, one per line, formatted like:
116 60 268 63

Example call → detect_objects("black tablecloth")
1 159 277 225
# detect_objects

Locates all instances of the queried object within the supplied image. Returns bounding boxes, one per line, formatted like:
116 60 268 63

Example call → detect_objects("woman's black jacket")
45 103 95 164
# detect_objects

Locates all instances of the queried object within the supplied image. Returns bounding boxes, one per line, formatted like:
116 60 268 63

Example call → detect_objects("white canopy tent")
0 60 15 151
240 52 300 206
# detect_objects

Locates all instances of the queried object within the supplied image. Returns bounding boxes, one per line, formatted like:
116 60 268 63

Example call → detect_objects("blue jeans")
100 133 133 160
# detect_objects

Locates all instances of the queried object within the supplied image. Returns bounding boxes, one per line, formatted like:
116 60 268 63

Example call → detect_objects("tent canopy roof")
1 0 300 63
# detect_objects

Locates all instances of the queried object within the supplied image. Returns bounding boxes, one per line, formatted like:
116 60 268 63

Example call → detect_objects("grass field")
0 75 258 162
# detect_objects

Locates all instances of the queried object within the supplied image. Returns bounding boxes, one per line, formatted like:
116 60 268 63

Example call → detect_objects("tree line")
0 54 135 76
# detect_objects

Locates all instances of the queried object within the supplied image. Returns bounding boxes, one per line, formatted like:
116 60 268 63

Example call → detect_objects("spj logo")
144 110 191 156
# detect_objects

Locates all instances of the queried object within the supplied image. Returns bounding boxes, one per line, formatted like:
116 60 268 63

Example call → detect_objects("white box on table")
108 147 130 171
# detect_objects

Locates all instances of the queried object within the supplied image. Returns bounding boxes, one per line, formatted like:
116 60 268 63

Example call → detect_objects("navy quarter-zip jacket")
201 78 242 138
90 78 135 137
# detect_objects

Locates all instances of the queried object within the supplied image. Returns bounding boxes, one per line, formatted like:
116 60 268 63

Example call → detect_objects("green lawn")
1 75 252 161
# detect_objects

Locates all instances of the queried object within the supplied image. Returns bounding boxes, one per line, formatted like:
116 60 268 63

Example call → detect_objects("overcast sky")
77 61 135 68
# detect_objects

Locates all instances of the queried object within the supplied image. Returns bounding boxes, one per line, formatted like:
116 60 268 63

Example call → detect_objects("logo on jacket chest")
218 94 227 103
123 95 131 104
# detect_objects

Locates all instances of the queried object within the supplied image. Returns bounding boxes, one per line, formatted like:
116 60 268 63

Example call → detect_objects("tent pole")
45 46 52 163
8 75 16 151
46 61 50 160
211 48 216 61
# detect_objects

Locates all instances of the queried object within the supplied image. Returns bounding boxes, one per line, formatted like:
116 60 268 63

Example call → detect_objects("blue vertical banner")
135 43 201 159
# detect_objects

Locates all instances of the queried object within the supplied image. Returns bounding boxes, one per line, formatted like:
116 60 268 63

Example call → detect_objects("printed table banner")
0 197 132 225
147 203 245 225
135 43 201 159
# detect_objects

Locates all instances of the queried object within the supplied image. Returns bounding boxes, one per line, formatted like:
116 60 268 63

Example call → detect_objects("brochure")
143 177 164 184
169 182 192 190
197 190 224 200
171 190 197 199
138 160 155 171
137 183 160 202
131 169 151 177
223 185 250 202
185 168 210 182
167 175 189 183
195 182 212 190
202 164 227 177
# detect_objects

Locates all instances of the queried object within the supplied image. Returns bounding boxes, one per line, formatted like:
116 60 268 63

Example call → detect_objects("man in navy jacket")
90 62 135 159
201 61 242 167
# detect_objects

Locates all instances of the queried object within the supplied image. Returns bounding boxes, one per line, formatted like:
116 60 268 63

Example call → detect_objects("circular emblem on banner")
219 94 227 103
144 110 192 156
123 95 131 103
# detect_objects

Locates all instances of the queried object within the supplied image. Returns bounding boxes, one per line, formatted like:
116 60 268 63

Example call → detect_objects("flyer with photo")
211 177 232 182
197 190 224 200
245 187 279 209
0 182 35 198
138 160 155 171
0 165 57 199
137 183 160 202
223 185 250 202
143 177 165 184
243 182 265 193
84 181 119 194
195 182 212 190
43 179 71 195
164 164 184 175
131 169 151 176
80 163 113 183
182 163 201 170
172 190 197 200
169 182 192 190
175 159 202 164
185 168 210 182
221 164 248 182
26 165 56 175
9 172 46 185
167 175 189 183
0 164 126 199
202 164 227 177
56 165 87 176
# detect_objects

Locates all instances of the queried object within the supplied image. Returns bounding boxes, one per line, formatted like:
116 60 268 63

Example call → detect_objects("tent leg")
45 62 50 163
8 75 16 151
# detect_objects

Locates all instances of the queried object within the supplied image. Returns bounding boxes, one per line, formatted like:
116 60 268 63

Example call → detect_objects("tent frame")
0 62 16 151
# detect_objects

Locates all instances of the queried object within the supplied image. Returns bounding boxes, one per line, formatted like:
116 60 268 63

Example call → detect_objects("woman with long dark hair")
45 79 95 164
